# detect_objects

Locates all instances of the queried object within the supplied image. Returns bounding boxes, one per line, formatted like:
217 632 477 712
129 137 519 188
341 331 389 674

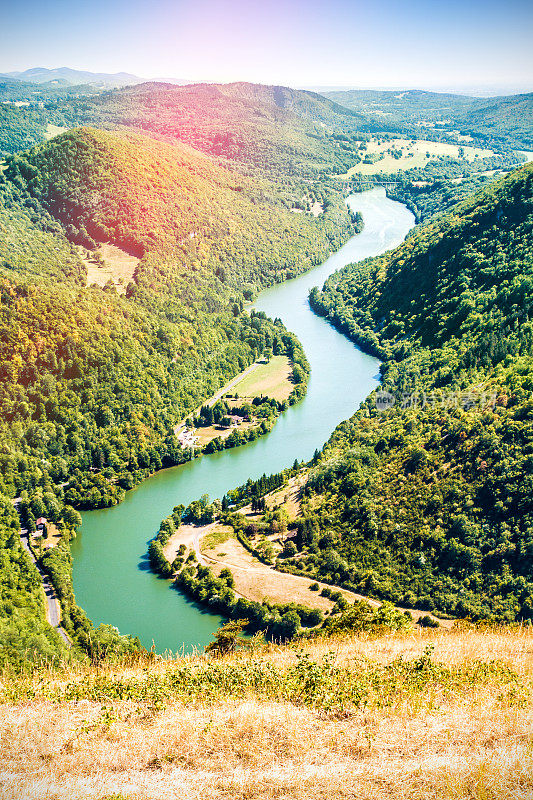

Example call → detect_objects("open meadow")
231 355 293 402
81 243 139 293
345 137 495 176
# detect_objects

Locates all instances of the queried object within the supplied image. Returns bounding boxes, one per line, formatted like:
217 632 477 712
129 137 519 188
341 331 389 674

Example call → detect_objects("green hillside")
324 88 476 121
289 165 533 622
4 126 354 288
51 81 365 177
326 88 533 148
453 93 533 149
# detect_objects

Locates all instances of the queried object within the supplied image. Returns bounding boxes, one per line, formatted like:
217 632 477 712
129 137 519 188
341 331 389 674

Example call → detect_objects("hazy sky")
1 0 532 91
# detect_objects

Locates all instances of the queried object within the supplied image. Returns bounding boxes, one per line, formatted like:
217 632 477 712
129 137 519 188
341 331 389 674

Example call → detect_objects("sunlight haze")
2 0 532 92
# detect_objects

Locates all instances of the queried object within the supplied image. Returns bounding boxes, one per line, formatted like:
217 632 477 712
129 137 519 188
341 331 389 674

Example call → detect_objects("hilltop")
0 625 531 799
50 81 366 177
323 88 477 121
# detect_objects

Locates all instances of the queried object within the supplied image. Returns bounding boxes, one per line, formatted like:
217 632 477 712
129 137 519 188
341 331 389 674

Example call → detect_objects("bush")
282 540 297 558
418 614 440 628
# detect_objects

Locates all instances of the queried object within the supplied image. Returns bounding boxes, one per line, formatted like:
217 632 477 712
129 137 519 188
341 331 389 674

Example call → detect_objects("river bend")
71 188 415 653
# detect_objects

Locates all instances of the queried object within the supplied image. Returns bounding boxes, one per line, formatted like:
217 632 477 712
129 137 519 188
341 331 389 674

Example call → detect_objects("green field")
345 137 495 177
232 355 293 401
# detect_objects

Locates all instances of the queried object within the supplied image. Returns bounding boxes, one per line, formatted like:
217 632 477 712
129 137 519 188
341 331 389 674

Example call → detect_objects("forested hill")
324 88 533 148
296 164 533 622
51 81 366 177
4 126 358 290
453 93 533 149
323 88 476 121
312 162 533 372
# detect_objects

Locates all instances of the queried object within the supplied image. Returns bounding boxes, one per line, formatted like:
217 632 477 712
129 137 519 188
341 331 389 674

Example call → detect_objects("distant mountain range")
0 67 147 88
0 67 190 89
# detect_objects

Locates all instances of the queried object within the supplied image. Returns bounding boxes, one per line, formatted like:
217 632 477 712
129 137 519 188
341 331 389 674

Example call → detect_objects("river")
71 188 415 653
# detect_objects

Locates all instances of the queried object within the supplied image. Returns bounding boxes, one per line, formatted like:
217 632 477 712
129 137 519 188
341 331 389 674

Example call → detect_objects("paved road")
18 522 72 648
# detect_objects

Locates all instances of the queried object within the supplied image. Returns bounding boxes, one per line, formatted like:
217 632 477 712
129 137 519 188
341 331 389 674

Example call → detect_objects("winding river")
71 188 415 653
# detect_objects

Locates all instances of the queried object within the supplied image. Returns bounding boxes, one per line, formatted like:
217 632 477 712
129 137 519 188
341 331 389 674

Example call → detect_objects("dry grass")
232 356 293 402
193 415 258 447
81 243 139 293
203 533 341 609
1 627 532 799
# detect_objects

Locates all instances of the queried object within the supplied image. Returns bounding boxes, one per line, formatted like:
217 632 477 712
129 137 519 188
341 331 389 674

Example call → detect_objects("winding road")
14 501 72 647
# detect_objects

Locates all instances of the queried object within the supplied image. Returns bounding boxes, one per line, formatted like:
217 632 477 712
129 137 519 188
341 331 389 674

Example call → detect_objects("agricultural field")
231 354 293 401
345 137 495 176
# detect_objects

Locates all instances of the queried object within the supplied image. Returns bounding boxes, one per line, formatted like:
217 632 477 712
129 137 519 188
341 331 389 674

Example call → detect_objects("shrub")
418 614 440 628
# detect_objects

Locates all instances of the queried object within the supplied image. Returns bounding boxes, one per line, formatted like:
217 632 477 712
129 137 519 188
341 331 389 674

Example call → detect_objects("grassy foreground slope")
300 165 533 621
0 626 531 799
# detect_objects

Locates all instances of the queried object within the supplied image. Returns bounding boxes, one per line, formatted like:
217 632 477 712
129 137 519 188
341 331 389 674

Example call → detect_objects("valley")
0 67 532 705
70 188 413 652
1 0 532 788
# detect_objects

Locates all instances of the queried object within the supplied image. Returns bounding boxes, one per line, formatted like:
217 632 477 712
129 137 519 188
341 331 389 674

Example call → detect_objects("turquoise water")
71 188 414 653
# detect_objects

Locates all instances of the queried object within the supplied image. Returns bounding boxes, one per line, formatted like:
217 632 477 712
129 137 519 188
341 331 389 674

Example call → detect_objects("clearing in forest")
346 137 495 176
81 243 139 293
44 123 69 140
231 355 293 401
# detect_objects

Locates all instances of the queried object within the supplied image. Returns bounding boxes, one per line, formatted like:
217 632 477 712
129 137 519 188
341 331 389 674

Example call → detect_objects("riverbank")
174 355 296 451
162 514 451 628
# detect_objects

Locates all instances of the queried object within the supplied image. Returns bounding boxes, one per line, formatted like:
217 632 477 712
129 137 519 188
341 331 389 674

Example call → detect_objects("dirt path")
164 521 451 627
163 522 212 564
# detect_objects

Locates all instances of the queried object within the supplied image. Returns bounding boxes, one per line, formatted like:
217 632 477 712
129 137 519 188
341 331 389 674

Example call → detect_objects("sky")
1 0 532 93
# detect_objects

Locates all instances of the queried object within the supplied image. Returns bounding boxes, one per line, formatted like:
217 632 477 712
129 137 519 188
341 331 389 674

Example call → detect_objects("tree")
204 620 248 656
282 540 297 558
62 505 82 530
271 610 300 641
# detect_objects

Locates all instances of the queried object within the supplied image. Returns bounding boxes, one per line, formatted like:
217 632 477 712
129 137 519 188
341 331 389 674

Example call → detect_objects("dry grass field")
193 416 257 447
203 531 347 609
81 243 139 293
232 355 293 401
345 137 495 177
1 626 531 800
